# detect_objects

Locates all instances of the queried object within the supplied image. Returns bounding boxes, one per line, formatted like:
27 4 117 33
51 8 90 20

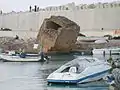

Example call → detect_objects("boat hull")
47 70 110 84
47 57 111 84
0 54 47 62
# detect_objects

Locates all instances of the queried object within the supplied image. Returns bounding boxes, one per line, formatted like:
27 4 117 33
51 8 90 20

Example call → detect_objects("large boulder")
37 16 80 52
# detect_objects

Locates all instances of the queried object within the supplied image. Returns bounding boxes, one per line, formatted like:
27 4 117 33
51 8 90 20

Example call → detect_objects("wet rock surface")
37 16 80 52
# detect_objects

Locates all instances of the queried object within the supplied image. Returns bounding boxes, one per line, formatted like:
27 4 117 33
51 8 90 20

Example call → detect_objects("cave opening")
46 21 61 30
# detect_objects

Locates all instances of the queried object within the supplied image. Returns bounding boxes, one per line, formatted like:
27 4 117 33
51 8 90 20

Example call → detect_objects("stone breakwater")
112 68 120 89
109 58 120 90
109 68 120 90
0 36 120 53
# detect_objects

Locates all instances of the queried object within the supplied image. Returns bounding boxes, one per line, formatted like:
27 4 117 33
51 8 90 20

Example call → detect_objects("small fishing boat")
0 51 50 62
47 57 111 84
1 54 42 62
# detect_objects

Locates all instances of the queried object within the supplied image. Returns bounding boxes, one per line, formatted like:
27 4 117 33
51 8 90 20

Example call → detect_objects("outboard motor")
19 52 26 58
39 51 46 62
44 55 49 60
39 51 50 62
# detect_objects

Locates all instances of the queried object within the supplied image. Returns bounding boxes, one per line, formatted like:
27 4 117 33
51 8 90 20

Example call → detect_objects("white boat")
92 47 120 55
47 57 111 84
0 53 49 62
92 48 110 55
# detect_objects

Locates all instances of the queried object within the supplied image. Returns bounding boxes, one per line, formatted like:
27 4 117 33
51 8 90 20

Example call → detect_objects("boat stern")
47 72 78 84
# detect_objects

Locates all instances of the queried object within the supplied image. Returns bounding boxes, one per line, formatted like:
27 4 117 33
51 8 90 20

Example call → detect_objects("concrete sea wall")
0 31 37 39
0 2 120 38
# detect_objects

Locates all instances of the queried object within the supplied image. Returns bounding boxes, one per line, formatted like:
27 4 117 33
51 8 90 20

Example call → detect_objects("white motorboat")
0 51 50 62
92 47 120 55
92 48 109 55
47 57 111 84
0 54 47 62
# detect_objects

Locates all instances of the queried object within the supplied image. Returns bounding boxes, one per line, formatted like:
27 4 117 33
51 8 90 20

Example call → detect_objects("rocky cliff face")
37 16 80 52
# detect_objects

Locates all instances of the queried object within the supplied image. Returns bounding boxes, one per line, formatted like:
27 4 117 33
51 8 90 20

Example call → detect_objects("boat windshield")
59 64 85 74
61 67 70 73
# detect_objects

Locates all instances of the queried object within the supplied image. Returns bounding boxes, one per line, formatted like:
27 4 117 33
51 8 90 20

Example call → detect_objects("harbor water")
0 54 119 90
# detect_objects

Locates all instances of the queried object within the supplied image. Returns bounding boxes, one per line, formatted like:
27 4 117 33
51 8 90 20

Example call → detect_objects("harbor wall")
0 31 37 39
0 2 120 38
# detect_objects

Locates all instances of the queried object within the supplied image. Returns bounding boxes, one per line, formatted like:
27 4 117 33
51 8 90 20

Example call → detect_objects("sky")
0 0 119 12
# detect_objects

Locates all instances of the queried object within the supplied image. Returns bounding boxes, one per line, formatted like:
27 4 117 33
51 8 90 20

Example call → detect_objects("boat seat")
69 67 77 73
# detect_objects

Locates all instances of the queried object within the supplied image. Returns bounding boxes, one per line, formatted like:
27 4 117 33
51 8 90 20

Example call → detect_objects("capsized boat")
47 57 111 84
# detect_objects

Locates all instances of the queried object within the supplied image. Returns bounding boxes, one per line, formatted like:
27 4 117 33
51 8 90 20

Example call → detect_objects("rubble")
0 37 39 53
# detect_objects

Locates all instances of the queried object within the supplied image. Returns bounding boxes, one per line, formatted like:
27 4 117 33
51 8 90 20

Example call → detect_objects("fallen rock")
37 16 80 52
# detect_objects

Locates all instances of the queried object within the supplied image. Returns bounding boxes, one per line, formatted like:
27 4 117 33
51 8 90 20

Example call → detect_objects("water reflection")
47 81 109 90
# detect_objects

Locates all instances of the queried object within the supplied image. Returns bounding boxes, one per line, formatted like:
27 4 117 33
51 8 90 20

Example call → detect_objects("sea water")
0 54 119 90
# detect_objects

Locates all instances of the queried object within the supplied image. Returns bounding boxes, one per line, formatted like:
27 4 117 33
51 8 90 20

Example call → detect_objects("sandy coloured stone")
37 16 80 52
